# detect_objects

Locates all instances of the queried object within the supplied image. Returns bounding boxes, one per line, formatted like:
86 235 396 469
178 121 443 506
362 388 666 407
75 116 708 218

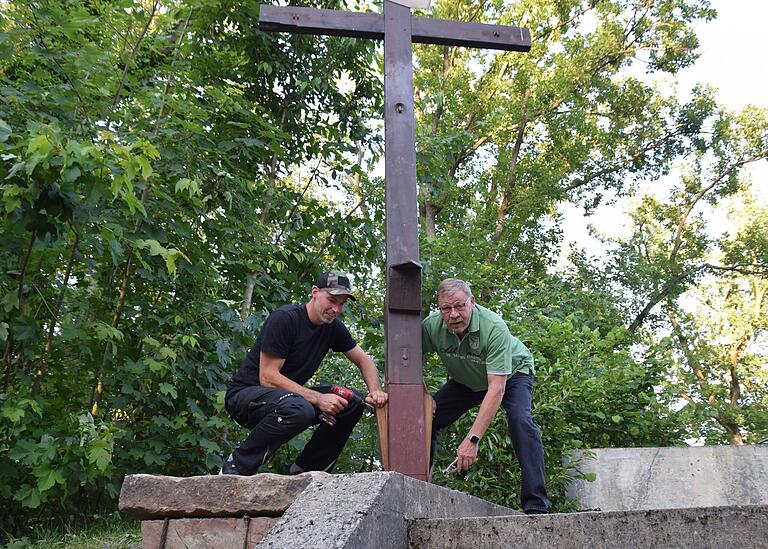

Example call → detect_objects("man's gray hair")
437 278 473 300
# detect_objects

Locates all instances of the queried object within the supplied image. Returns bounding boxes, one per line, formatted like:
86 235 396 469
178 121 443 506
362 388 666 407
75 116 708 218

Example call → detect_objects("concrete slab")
407 505 768 549
258 471 517 549
567 446 768 511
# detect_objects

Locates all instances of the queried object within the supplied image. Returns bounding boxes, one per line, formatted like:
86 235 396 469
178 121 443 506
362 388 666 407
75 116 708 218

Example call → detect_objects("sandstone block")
141 517 279 549
119 472 326 519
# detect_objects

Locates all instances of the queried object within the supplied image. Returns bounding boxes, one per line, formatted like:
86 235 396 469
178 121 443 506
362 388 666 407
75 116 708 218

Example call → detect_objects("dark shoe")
525 509 548 515
283 462 304 475
220 453 239 475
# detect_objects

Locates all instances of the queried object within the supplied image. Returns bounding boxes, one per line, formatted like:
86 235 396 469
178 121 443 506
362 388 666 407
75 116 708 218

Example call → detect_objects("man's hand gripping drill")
318 385 374 427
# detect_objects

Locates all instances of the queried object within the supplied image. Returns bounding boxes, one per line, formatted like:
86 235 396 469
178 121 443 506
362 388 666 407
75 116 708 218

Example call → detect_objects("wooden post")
259 2 531 481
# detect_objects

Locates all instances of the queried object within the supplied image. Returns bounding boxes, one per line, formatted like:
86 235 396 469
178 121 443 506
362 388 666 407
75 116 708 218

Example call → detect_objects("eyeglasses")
438 298 470 315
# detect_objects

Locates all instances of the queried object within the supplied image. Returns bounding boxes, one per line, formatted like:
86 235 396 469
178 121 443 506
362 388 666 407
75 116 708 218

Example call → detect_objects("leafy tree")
663 189 768 444
0 0 765 537
413 0 742 510
0 0 383 539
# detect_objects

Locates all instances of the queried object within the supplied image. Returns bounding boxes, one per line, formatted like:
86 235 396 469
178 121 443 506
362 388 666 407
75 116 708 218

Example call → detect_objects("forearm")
260 369 322 406
469 385 504 438
358 358 383 393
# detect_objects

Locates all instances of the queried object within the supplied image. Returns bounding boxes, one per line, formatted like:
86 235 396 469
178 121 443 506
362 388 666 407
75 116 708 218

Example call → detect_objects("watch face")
469 435 480 444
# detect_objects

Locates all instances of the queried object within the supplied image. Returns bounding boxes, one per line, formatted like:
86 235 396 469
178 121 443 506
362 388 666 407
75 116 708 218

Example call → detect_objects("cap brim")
325 288 356 301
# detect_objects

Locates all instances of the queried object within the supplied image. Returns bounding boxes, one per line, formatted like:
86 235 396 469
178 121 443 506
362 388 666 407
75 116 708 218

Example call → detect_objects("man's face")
437 290 475 335
309 288 349 325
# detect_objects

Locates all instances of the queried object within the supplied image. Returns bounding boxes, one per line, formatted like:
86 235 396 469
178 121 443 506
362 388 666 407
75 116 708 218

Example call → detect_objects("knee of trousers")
506 410 536 432
274 397 316 429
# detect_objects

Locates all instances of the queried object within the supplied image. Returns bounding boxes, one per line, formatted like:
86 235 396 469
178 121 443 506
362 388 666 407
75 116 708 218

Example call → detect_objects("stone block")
141 517 279 549
119 472 326 519
567 446 768 511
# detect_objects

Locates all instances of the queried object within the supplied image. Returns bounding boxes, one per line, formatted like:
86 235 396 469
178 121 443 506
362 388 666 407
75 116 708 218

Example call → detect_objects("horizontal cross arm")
259 5 531 52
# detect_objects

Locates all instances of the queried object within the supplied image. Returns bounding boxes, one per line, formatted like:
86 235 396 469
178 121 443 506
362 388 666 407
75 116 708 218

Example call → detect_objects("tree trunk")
33 229 80 396
719 418 744 445
90 252 134 416
345 145 370 220
107 0 159 129
260 97 291 225
485 89 529 264
2 229 36 391
728 337 747 407
240 272 257 321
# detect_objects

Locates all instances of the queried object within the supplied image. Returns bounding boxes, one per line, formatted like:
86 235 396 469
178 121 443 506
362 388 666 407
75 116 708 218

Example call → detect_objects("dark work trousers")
225 384 364 475
430 373 549 513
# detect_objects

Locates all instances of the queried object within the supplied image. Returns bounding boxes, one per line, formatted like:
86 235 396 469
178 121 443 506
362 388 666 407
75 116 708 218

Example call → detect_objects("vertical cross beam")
258 2 530 482
382 0 427 480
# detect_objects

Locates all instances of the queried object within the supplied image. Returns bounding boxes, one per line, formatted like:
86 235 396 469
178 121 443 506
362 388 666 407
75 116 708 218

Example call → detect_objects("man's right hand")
315 392 348 415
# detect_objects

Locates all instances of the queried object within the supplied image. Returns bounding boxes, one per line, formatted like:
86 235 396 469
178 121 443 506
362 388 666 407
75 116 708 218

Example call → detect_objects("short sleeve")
331 320 356 353
259 310 294 358
484 325 512 375
421 320 434 356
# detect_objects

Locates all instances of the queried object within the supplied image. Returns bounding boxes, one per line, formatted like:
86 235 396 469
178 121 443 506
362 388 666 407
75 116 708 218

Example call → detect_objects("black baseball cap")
315 271 356 301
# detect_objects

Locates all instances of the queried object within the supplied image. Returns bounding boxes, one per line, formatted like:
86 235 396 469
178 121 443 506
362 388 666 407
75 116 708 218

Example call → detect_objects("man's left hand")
456 438 478 472
366 390 388 408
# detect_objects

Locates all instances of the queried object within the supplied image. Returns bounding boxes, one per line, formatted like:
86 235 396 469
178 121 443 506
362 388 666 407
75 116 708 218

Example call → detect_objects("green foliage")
0 0 382 541
0 0 765 539
413 0 765 511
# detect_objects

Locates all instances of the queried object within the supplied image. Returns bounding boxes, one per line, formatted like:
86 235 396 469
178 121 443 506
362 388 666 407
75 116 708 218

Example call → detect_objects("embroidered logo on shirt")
469 334 480 351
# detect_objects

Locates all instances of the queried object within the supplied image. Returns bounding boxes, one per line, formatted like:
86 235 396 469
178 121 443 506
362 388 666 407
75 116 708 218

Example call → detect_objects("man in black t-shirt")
222 270 387 476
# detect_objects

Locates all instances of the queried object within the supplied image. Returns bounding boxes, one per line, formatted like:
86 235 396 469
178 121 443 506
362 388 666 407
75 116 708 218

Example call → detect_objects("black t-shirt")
229 304 357 389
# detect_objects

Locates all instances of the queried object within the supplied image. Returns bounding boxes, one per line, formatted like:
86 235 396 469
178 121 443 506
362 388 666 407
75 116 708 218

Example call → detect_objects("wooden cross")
260 1 530 481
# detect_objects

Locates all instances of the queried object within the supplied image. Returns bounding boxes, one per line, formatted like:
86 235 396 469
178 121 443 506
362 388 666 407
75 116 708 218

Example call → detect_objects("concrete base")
408 505 768 549
258 471 517 548
567 446 768 511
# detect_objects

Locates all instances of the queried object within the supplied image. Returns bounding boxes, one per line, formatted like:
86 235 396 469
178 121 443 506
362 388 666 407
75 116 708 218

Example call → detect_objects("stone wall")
119 471 516 548
567 445 768 511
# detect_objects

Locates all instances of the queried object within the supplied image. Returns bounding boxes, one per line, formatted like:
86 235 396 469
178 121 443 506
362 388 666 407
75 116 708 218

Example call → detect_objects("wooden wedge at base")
424 390 433 481
376 403 389 471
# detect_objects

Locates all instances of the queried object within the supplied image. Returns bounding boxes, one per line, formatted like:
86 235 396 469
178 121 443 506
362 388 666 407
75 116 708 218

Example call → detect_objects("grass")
3 513 141 549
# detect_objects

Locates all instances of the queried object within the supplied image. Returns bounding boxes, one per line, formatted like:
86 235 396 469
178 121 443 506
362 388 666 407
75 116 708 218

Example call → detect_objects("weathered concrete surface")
258 471 517 549
119 472 323 519
567 446 768 511
141 517 279 549
408 505 768 549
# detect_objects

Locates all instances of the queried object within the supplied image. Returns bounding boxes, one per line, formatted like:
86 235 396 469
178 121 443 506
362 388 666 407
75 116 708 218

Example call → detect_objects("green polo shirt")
422 304 533 392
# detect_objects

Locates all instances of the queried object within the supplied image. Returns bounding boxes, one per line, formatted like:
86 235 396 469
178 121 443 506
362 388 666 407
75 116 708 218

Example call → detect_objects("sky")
559 0 768 265
676 0 768 112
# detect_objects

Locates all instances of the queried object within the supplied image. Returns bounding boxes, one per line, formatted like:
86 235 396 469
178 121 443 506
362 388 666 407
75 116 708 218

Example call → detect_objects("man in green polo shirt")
423 278 549 514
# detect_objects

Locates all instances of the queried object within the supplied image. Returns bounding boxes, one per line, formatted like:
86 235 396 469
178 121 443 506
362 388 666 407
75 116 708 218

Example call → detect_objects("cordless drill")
318 385 373 426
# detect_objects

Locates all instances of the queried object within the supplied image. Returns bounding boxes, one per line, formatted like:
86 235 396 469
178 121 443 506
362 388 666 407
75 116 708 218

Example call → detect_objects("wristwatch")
467 434 480 444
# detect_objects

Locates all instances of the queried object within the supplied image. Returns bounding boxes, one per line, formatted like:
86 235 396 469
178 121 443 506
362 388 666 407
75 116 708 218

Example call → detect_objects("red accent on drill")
318 385 373 426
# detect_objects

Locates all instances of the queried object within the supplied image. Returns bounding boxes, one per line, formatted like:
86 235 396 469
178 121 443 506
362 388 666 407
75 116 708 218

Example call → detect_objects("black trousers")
225 384 364 475
430 373 550 513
